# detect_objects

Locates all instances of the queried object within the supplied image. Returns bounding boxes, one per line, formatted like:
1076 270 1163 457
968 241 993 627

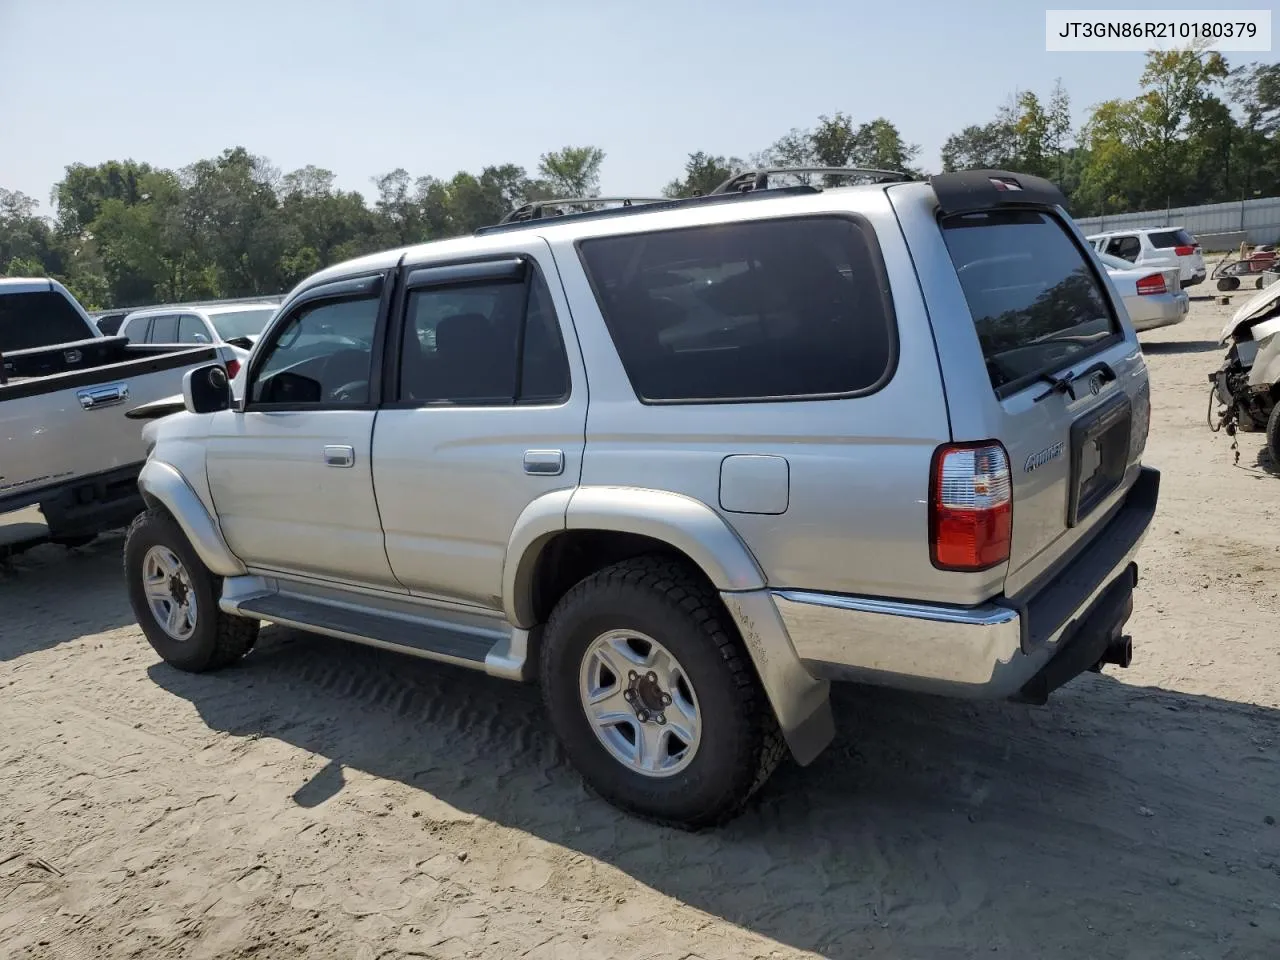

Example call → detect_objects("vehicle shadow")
150 627 1280 957
0 532 133 661
1139 339 1221 355
1256 445 1280 478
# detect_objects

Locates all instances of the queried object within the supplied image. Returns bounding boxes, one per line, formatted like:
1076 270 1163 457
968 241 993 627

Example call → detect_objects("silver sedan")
1098 251 1189 332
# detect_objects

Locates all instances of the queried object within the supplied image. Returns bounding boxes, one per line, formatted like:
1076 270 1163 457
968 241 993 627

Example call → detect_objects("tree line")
2 48 1276 310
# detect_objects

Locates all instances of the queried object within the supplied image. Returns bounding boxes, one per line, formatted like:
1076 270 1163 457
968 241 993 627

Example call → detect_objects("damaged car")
1209 281 1280 462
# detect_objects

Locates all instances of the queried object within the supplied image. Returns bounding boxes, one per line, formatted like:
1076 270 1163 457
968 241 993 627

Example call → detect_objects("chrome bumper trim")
773 466 1155 699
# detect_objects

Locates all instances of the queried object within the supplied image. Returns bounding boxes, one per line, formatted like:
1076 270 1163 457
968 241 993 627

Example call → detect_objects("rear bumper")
1181 270 1206 288
773 467 1160 700
1128 293 1188 332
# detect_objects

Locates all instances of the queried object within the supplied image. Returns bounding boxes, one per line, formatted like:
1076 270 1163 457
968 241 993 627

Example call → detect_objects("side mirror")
182 363 232 414
192 333 210 344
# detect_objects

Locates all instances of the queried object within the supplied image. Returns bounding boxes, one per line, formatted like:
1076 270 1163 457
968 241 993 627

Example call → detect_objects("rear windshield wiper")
1033 361 1116 403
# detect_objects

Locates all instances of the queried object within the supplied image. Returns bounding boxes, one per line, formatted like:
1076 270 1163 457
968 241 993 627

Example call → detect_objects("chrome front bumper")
772 467 1160 700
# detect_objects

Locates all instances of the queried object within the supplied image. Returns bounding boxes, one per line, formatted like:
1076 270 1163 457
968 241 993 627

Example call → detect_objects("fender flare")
502 485 766 629
501 486 832 764
137 460 246 577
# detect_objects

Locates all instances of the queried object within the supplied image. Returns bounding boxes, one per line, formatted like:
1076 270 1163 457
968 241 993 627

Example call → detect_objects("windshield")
0 290 93 353
942 210 1120 395
209 307 277 340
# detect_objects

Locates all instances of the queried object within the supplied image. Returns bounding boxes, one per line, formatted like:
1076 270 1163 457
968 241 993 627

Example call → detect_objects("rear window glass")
0 291 92 353
577 217 895 402
941 210 1119 394
1148 229 1195 249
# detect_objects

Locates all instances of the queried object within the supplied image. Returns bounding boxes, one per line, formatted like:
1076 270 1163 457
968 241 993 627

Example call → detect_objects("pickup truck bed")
2 335 219 540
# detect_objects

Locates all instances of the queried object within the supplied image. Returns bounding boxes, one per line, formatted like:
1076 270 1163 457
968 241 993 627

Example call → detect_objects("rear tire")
540 555 783 828
1217 276 1241 292
1267 403 1280 466
124 508 258 672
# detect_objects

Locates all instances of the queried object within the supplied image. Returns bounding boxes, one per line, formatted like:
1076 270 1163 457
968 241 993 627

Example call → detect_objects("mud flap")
1014 562 1137 705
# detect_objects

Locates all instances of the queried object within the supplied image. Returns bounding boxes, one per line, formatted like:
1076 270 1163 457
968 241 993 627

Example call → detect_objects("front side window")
397 269 569 405
941 209 1119 394
250 295 380 406
176 314 210 343
147 314 179 343
578 217 896 403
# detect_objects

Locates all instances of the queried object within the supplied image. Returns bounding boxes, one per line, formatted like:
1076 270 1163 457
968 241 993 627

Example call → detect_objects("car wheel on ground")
1267 403 1280 465
124 508 258 672
540 555 783 828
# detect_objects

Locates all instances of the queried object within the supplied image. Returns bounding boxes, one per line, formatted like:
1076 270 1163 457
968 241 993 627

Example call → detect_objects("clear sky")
2 0 1276 211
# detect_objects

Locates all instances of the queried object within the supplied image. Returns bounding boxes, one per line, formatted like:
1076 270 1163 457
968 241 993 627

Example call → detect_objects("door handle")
323 445 355 468
77 382 129 411
523 449 564 476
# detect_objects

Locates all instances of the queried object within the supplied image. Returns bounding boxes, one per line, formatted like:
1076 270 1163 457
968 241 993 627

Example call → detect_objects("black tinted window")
942 210 1118 394
578 217 895 402
148 315 178 343
251 296 379 405
0 291 93 352
398 269 569 405
1148 229 1195 249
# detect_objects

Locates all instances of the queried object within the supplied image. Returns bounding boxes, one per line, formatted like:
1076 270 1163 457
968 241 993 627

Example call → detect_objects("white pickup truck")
1 278 234 546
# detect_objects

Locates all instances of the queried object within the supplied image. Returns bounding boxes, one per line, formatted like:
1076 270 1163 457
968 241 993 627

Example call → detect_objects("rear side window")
0 291 92 352
1148 229 1195 249
577 216 896 403
941 210 1119 395
397 269 569 405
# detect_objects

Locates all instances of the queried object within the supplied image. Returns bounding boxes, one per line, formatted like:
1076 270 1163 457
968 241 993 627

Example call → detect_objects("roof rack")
498 196 669 225
474 184 821 236
710 166 913 195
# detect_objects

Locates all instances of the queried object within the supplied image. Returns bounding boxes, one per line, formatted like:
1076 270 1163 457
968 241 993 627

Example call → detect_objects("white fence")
1073 195 1280 247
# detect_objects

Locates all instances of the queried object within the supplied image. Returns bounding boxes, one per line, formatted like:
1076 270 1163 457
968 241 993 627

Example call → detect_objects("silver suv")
124 168 1159 827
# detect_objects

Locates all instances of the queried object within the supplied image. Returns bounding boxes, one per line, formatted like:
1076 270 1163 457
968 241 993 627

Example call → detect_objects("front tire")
540 555 783 828
124 508 258 672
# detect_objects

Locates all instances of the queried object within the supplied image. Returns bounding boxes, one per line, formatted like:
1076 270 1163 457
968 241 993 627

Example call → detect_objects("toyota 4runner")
124 168 1159 826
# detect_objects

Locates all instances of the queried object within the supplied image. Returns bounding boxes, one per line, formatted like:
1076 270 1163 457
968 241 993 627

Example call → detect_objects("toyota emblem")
1088 373 1104 396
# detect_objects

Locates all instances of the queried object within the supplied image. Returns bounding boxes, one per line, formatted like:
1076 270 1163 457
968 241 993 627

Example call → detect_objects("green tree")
663 152 742 198
537 146 605 197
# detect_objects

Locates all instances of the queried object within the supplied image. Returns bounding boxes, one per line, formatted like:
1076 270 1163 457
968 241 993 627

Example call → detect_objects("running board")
224 578 531 680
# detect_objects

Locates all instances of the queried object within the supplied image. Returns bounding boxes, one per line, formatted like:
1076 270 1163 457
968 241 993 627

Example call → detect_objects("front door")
372 246 587 609
205 273 401 589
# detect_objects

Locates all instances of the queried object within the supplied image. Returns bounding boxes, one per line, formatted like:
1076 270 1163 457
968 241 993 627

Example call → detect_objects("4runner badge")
1024 441 1065 473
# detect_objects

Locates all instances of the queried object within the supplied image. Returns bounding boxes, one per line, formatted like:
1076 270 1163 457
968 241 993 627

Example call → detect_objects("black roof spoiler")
928 169 1069 216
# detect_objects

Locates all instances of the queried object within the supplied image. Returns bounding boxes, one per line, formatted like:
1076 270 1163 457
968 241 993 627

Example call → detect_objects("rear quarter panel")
546 189 972 604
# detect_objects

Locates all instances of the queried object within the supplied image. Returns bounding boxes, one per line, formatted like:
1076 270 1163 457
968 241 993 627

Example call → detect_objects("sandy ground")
2 295 1279 960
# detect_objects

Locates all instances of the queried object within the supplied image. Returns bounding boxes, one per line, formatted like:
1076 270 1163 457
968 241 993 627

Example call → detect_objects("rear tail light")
1135 273 1167 295
225 359 241 379
1174 245 1196 256
930 443 1012 571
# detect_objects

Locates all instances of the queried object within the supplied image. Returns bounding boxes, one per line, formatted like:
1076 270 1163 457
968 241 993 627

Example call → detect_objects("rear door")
890 179 1150 597
371 244 586 609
